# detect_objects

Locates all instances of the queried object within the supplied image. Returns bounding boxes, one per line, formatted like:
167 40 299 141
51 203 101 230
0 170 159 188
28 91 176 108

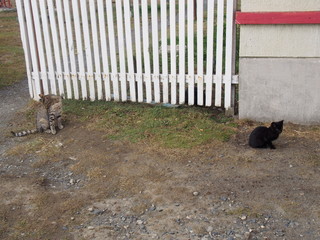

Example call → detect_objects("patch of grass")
63 100 237 148
0 11 26 88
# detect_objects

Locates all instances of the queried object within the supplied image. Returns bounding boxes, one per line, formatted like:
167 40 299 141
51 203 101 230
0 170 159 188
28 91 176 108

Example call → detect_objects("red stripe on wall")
236 11 320 25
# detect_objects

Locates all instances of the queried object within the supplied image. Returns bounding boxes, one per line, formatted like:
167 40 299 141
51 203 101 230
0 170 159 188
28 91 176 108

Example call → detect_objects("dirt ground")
0 80 319 240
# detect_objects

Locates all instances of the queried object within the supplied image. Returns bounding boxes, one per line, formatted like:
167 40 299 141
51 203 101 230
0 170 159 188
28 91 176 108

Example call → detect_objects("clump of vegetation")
63 100 237 148
0 11 26 88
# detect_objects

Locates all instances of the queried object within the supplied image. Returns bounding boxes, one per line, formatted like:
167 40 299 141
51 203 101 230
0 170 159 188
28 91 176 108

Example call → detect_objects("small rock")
69 179 75 185
149 204 156 211
71 217 75 221
136 220 143 225
193 191 199 196
87 226 94 230
240 215 247 220
88 207 94 212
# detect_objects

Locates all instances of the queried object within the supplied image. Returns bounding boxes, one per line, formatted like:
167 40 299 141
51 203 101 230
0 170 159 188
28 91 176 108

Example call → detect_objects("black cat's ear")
271 122 276 128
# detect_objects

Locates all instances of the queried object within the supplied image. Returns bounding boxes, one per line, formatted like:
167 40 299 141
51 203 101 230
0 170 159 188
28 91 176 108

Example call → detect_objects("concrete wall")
239 0 320 124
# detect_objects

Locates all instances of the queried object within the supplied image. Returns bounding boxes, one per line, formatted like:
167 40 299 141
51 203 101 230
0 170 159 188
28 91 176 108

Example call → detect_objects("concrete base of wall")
239 58 320 125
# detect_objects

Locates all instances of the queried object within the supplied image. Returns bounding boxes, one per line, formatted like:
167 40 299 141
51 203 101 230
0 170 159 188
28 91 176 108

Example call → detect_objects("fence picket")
80 1 95 101
24 0 41 99
141 0 152 103
187 0 194 105
215 0 224 107
106 0 119 101
123 0 136 102
151 0 160 103
205 0 215 107
225 0 236 110
178 0 186 104
64 0 79 99
169 0 176 104
56 0 72 99
47 0 64 97
197 0 204 106
97 0 111 101
89 0 103 100
133 0 143 103
115 0 127 102
16 0 34 98
71 0 87 100
160 0 168 103
30 1 49 95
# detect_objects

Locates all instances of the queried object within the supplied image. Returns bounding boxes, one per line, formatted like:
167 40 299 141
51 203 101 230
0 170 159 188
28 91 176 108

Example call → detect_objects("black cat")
249 120 284 149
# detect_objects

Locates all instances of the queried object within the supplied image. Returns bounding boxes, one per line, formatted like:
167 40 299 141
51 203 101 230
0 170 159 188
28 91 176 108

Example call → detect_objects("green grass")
0 11 26 88
63 100 237 148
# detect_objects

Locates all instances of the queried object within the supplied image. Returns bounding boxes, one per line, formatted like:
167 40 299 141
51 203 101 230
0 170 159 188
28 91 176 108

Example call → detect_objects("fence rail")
16 0 238 110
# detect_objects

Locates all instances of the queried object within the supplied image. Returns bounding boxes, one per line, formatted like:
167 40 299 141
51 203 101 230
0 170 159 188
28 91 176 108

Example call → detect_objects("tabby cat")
248 120 284 149
11 94 63 137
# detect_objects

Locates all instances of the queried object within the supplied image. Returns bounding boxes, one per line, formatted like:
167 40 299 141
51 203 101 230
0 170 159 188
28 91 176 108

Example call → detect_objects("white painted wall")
242 0 320 12
240 25 320 57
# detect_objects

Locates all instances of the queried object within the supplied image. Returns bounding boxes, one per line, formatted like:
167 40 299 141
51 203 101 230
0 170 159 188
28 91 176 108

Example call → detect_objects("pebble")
149 204 156 211
193 191 199 196
87 226 95 230
240 215 247 220
88 207 94 212
71 217 75 221
137 220 143 225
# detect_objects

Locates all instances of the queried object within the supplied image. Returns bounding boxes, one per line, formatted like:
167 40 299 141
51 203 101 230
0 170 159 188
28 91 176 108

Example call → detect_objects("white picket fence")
16 0 238 110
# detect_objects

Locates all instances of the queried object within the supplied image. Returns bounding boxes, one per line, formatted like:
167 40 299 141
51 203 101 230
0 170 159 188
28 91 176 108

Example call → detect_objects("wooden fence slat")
133 0 143 103
169 0 176 104
215 0 224 107
63 0 79 99
115 0 127 102
225 0 236 110
205 0 215 107
31 1 49 95
89 0 103 100
80 0 95 101
16 0 34 98
47 0 64 96
56 0 72 99
141 0 152 103
160 0 168 103
106 0 119 101
187 0 194 105
123 0 136 102
151 0 160 103
97 0 111 101
24 0 41 99
71 0 87 100
197 0 204 106
178 0 186 104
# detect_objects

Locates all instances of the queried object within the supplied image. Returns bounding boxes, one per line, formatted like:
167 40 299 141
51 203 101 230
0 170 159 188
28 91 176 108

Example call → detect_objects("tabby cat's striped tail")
11 129 38 137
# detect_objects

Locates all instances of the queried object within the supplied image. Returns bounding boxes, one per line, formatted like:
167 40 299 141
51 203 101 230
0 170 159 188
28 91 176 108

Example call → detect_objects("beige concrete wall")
239 0 320 124
240 25 320 57
242 0 320 12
